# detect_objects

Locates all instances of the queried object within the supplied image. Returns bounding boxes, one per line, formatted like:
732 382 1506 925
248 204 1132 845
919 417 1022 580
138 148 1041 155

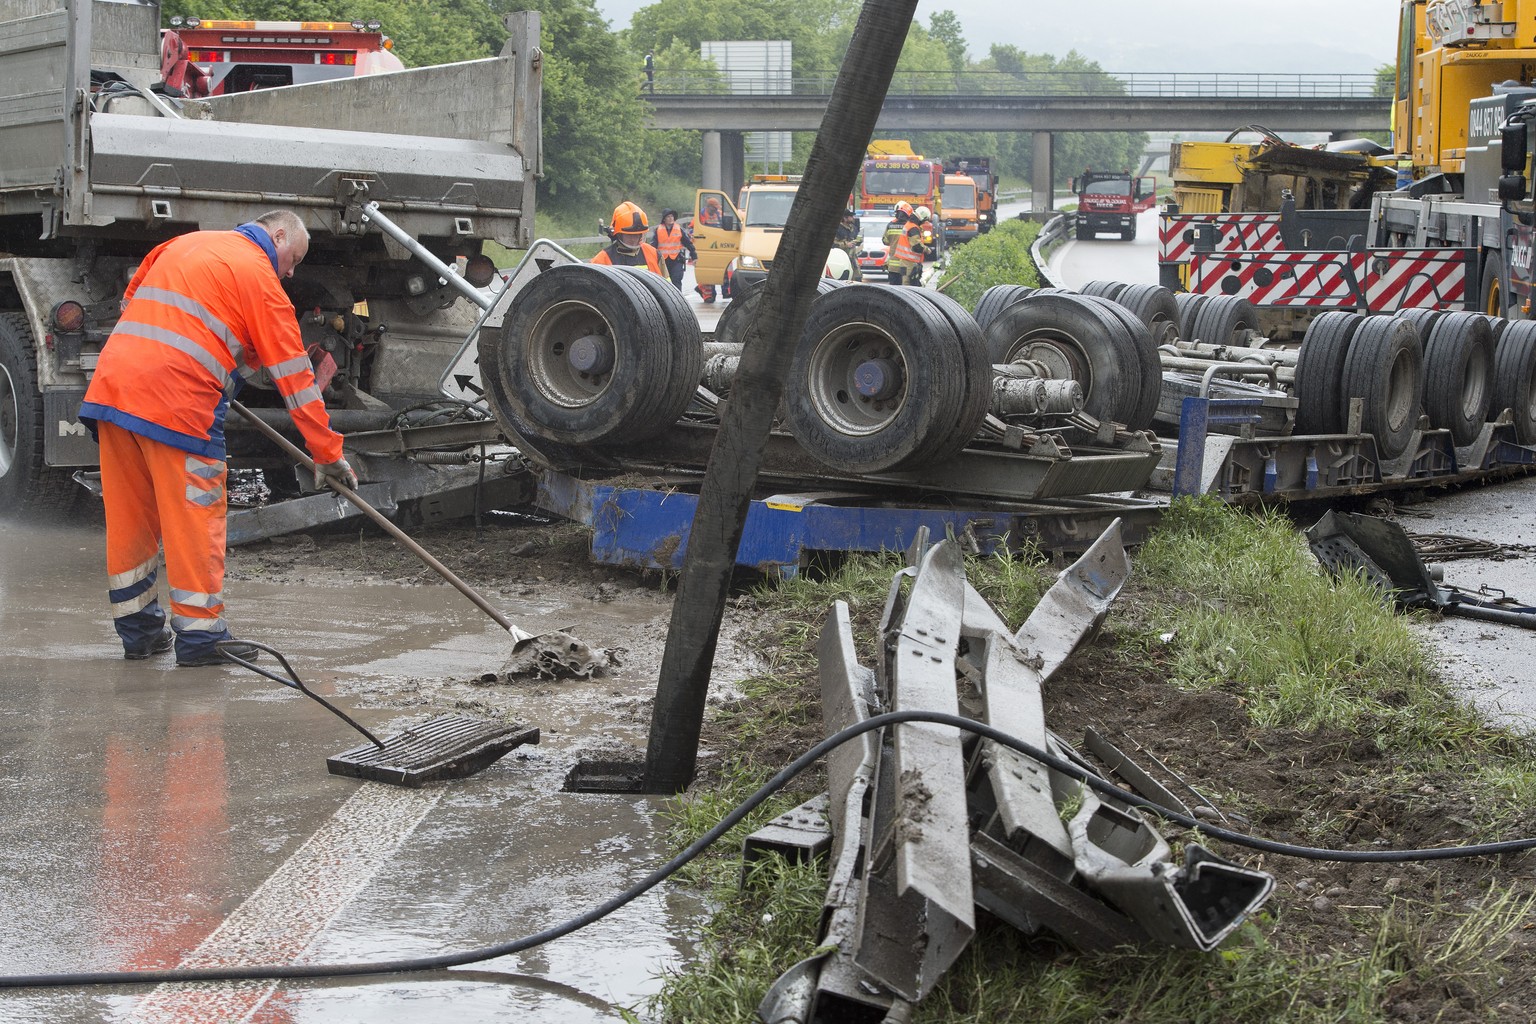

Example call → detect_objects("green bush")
936 218 1041 310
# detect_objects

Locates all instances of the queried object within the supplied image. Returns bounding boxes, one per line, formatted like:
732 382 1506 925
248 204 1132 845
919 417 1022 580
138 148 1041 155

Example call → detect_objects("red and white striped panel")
1188 251 1359 307
1361 249 1469 311
1158 214 1285 265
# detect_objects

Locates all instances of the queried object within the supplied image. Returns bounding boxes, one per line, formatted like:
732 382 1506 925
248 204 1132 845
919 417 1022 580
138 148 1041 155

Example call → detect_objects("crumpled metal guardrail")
755 521 1274 1023
1031 211 1073 289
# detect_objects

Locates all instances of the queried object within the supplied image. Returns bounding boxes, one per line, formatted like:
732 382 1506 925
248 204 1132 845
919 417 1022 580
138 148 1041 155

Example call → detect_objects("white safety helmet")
914 205 932 221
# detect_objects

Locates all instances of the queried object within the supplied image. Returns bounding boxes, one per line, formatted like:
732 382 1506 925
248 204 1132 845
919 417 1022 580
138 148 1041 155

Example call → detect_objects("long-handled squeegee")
231 399 547 648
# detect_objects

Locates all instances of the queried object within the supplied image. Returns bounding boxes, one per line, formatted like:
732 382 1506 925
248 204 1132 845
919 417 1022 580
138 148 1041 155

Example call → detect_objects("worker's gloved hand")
314 457 358 491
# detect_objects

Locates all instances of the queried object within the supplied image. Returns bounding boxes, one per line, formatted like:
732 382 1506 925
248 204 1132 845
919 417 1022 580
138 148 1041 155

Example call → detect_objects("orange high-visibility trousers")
99 422 230 659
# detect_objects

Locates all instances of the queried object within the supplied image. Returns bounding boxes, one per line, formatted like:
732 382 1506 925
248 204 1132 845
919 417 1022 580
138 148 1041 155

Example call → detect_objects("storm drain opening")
218 640 540 787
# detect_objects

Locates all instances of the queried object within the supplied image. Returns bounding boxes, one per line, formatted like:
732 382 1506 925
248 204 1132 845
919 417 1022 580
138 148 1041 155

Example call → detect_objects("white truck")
0 0 542 516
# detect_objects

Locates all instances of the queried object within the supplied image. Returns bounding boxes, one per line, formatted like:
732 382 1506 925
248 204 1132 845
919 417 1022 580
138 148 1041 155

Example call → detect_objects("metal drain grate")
328 715 540 786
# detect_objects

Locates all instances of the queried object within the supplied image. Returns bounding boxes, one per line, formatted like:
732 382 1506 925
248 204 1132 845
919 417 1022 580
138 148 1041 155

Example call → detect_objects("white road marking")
125 783 442 1023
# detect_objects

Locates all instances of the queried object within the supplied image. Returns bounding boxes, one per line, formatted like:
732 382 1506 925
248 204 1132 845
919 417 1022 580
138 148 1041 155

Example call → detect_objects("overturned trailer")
0 0 541 516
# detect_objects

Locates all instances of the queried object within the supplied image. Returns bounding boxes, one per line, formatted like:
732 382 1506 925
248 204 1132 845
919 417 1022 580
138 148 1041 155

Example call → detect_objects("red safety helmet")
895 200 914 217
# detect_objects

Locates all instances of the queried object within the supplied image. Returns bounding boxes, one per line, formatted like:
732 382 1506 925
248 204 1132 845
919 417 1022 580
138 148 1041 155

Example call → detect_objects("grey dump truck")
0 0 541 515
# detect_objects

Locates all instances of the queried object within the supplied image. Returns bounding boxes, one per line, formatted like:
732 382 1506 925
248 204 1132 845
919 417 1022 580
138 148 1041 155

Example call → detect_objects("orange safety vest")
656 222 686 260
80 227 342 465
892 226 921 264
592 241 665 276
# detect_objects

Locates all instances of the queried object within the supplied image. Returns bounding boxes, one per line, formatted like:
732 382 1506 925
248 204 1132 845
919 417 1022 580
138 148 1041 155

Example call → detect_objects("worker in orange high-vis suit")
79 210 357 667
591 201 664 276
652 208 697 290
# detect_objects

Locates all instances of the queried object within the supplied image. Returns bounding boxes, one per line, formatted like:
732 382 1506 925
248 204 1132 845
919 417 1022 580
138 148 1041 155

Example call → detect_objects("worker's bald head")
256 209 309 279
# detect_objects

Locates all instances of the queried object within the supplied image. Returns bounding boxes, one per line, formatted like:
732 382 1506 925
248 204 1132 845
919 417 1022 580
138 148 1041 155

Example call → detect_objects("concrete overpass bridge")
643 70 1390 208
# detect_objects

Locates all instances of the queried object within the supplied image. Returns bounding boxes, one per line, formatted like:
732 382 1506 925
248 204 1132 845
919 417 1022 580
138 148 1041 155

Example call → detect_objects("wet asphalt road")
0 518 705 1022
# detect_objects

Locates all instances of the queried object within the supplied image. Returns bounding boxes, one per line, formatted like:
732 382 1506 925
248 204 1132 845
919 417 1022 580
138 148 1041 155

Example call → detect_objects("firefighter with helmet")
592 201 664 276
884 201 929 286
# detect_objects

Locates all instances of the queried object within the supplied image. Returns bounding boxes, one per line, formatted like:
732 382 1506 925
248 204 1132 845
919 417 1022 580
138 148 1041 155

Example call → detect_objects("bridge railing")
648 70 1382 99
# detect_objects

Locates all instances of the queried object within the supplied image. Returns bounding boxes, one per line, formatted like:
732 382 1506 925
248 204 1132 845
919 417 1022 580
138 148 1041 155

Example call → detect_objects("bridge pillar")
1031 131 1054 214
702 131 747 196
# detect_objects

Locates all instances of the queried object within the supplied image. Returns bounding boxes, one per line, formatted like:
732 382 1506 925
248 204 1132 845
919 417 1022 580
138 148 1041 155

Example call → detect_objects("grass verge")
646 500 1536 1023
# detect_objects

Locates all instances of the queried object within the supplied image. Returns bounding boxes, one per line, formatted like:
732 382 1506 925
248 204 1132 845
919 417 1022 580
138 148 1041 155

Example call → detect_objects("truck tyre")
1120 225 1136 241
1173 292 1208 340
1480 253 1504 318
903 288 994 456
1293 311 1365 435
1394 307 1441 340
972 284 1035 331
1075 295 1161 431
486 263 673 446
1421 311 1493 446
1080 280 1128 301
1341 316 1423 459
1188 295 1259 346
1492 319 1536 444
1113 284 1182 346
984 293 1140 425
1075 222 1092 241
0 312 80 518
615 267 706 429
784 286 970 473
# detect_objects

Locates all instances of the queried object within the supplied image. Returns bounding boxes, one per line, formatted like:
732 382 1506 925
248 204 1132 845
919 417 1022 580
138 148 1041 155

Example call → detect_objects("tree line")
160 0 1148 219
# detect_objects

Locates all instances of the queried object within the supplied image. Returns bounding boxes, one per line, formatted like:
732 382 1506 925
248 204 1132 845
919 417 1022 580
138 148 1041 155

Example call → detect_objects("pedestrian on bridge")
78 209 356 667
653 208 697 290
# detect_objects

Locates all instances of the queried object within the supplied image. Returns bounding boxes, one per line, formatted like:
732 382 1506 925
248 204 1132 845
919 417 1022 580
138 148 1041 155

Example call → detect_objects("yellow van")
692 175 800 291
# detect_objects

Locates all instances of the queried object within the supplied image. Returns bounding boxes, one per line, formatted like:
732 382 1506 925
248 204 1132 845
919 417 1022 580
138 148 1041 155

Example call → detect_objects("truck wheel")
615 267 706 429
1341 316 1423 459
1173 292 1208 340
1075 223 1092 241
785 286 970 473
1422 311 1493 446
1120 226 1136 241
486 263 673 446
984 293 1140 425
1114 284 1182 346
972 284 1035 331
1293 311 1365 434
1493 320 1536 444
1480 254 1504 318
904 288 995 455
1075 295 1161 431
0 312 80 518
1080 280 1128 301
1189 295 1259 346
1395 307 1441 339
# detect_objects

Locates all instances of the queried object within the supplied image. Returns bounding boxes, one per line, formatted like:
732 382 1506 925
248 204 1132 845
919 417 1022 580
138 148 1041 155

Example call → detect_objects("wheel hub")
852 358 901 400
567 333 614 375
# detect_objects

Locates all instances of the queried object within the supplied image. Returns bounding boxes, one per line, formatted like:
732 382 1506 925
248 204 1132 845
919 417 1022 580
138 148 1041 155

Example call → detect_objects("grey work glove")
314 457 358 491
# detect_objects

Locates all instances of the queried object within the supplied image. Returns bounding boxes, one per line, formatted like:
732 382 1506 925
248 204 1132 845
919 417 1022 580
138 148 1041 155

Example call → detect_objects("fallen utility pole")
641 0 920 792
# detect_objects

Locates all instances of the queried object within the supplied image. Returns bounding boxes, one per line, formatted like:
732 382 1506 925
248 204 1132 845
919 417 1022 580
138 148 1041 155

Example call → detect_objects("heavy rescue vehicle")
161 16 405 96
1072 169 1155 241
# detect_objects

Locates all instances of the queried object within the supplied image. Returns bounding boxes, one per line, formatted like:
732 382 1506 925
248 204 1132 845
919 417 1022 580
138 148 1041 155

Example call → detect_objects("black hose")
4 711 1533 991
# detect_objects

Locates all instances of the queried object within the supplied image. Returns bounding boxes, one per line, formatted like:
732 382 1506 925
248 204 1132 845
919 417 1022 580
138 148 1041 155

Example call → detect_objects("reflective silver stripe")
111 590 156 616
186 483 225 507
172 614 227 634
185 456 224 480
116 322 233 387
282 384 323 411
267 356 311 380
134 285 254 381
108 556 158 590
170 587 224 608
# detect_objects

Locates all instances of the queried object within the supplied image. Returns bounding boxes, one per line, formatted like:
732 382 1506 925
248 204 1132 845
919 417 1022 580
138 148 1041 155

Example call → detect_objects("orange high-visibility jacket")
81 225 342 465
591 241 664 276
655 222 692 261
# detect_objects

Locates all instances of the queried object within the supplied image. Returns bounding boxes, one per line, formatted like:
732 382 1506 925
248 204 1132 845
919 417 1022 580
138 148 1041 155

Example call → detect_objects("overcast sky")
590 0 1402 77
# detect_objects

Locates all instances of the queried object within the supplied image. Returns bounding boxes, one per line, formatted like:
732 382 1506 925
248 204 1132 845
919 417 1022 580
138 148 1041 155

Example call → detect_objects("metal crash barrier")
753 523 1275 1022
